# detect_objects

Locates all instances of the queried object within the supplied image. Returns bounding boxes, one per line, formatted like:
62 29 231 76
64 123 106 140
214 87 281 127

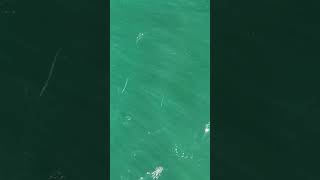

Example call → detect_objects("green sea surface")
110 0 210 179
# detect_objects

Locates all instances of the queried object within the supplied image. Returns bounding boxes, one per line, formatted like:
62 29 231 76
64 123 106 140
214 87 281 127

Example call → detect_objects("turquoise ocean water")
110 0 210 179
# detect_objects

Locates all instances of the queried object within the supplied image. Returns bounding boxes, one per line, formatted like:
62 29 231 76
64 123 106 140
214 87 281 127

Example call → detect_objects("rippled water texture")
111 0 210 179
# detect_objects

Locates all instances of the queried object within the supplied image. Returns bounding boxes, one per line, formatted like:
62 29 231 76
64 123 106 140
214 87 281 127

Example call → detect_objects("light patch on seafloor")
140 166 164 180
199 122 210 142
148 166 164 180
136 32 145 45
172 144 194 160
204 122 210 134
125 115 132 121
122 114 132 126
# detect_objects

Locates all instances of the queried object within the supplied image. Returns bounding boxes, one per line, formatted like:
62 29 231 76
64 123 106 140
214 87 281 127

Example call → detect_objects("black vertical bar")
0 0 109 179
107 0 111 179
